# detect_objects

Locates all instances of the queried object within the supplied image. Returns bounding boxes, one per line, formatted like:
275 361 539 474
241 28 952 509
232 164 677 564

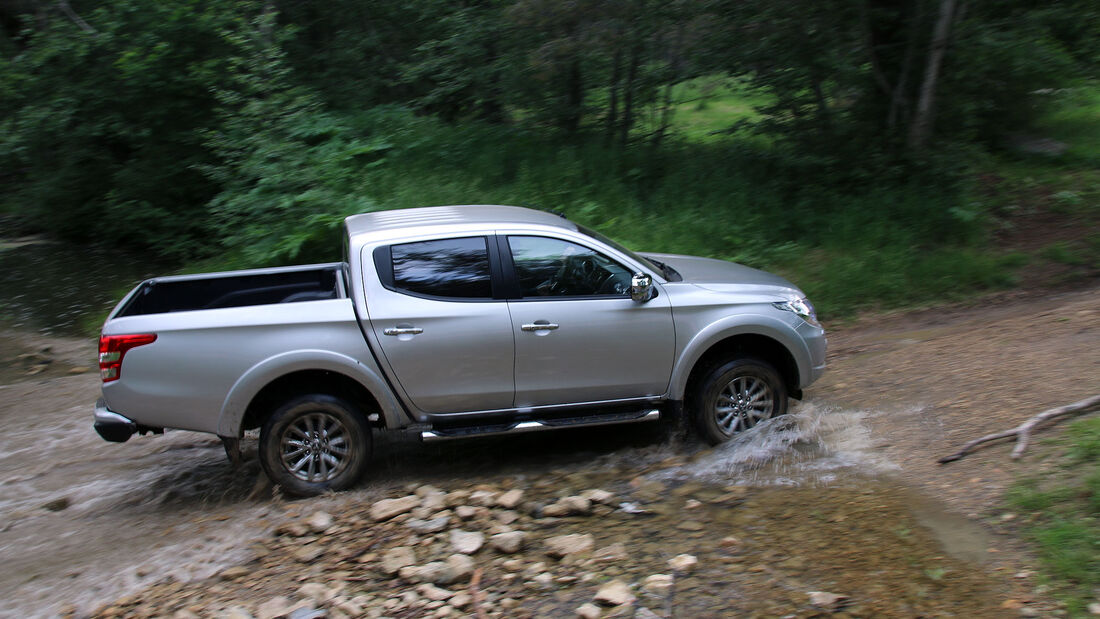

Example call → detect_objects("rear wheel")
692 357 787 445
259 394 371 496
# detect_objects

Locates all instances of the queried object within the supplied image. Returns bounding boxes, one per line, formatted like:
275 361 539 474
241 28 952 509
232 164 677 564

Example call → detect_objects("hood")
642 252 800 293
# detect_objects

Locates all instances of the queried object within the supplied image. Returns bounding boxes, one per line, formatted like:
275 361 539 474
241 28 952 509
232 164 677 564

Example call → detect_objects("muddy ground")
1 286 1097 618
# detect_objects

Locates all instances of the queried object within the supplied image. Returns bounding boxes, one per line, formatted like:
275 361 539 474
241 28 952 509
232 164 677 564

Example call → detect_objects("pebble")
306 511 333 533
371 496 420 521
642 574 673 594
406 516 451 534
219 566 251 581
450 530 485 554
668 554 698 573
808 591 848 610
491 530 526 554
416 584 454 601
594 580 635 606
446 553 475 580
581 489 614 504
497 489 525 509
546 533 595 558
381 547 417 574
576 602 602 619
293 545 324 563
255 596 295 619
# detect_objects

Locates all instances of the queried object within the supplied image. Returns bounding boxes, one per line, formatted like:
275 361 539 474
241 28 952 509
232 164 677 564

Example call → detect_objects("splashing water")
659 401 908 486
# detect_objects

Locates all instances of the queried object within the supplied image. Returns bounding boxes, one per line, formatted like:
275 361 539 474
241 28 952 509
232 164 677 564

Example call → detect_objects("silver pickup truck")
95 205 826 495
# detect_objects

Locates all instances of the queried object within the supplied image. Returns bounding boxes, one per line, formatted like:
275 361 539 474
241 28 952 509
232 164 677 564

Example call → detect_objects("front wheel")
259 394 371 496
692 357 788 445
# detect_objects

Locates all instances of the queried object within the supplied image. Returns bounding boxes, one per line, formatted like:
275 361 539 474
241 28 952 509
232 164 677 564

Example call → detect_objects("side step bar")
421 409 661 442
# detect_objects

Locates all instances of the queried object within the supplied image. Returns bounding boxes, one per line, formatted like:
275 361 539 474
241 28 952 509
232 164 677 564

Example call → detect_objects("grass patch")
1007 416 1100 616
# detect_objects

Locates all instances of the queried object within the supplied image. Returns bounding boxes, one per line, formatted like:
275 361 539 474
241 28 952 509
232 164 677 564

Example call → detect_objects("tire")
692 357 788 445
259 394 371 496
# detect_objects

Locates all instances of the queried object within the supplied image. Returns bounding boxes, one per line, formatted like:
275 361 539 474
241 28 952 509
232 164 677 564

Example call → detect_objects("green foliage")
201 8 384 267
1008 417 1100 615
0 0 240 256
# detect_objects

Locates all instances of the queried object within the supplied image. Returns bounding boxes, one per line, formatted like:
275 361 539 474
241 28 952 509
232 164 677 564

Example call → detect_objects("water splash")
659 401 908 486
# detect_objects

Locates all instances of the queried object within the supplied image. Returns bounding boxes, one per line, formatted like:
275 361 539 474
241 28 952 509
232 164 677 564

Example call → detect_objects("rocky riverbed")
87 464 1020 619
3 287 1097 618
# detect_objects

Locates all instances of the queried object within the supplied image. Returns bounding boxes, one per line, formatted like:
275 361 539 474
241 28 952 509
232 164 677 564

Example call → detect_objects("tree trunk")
908 0 957 150
562 58 583 134
620 44 640 146
889 0 924 131
607 47 622 144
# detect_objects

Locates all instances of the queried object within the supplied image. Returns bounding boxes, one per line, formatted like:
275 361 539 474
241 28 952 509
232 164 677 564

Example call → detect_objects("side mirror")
631 273 655 303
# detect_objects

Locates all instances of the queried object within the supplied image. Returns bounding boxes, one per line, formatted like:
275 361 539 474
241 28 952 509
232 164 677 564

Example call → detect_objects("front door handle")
383 327 424 336
521 322 559 332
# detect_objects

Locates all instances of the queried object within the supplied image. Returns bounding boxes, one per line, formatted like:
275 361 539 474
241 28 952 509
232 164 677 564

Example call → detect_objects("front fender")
669 313 812 400
216 349 405 436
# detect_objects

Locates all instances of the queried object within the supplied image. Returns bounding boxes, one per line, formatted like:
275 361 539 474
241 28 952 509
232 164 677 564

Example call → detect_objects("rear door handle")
521 322 559 332
383 327 423 336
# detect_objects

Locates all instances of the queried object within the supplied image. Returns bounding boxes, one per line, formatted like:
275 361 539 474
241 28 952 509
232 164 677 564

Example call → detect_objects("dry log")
938 394 1100 463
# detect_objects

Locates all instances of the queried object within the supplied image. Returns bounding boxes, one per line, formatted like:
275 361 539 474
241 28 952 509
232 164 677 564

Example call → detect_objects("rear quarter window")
385 237 493 299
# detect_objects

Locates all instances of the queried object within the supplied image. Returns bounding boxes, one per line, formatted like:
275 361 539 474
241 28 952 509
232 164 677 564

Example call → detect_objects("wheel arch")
217 350 403 437
671 317 808 403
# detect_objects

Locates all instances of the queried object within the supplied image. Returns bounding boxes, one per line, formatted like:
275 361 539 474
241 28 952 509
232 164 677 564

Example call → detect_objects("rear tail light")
99 333 157 383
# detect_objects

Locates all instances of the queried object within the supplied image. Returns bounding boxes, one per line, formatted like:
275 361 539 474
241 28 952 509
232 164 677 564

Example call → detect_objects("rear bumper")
94 399 136 443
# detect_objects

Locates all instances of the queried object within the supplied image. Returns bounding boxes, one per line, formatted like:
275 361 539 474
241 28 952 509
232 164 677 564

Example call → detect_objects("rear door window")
387 237 493 299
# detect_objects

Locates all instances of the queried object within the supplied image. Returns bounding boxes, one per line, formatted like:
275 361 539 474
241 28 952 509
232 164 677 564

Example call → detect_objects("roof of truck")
344 205 577 239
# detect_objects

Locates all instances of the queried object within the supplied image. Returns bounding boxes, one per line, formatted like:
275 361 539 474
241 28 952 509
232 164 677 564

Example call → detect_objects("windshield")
577 224 662 276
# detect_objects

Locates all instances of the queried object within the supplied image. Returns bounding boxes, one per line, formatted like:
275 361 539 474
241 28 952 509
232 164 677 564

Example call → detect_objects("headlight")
773 297 819 326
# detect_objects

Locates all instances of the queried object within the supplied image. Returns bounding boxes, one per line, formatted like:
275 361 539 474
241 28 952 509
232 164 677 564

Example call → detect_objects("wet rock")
719 536 741 549
416 584 454 601
371 496 420 521
293 545 324 563
450 593 472 609
576 602 602 619
546 534 595 558
545 496 592 517
490 531 526 554
494 510 521 524
416 561 458 585
594 580 635 606
808 591 848 611
306 511 334 533
450 530 484 554
287 609 325 619
668 554 698 573
454 505 481 520
219 566 251 581
642 574 673 594
591 543 627 563
276 521 310 537
469 490 499 506
446 553 475 581
381 547 417 575
298 582 339 603
581 489 615 504
406 516 450 534
497 489 525 509
617 502 651 515
256 596 295 619
41 497 70 512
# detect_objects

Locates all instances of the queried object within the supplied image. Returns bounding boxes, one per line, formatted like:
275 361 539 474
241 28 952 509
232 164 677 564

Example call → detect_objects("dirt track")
1 286 1097 617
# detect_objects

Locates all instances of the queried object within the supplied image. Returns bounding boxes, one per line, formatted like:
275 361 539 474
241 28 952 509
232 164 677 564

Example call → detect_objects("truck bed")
114 263 345 317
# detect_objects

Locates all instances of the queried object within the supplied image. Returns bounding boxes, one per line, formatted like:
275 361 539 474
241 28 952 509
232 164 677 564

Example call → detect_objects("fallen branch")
469 567 488 619
939 394 1100 463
